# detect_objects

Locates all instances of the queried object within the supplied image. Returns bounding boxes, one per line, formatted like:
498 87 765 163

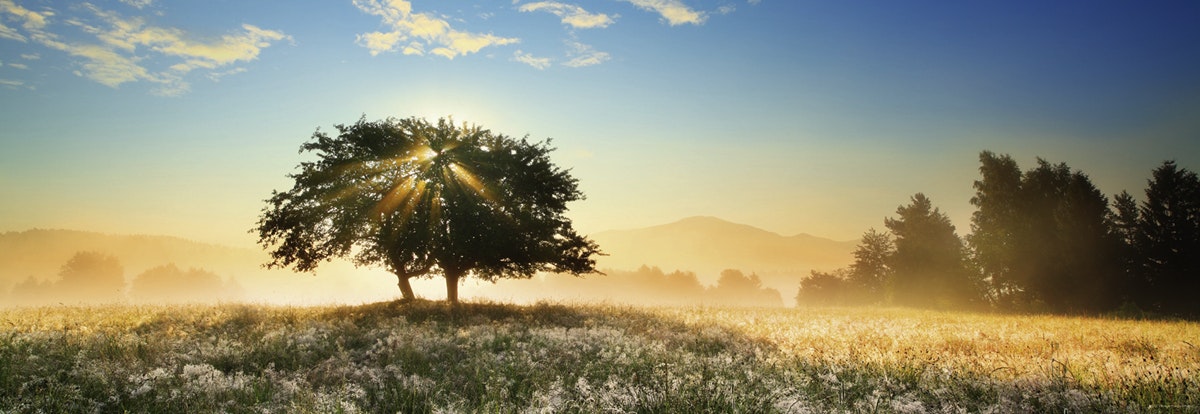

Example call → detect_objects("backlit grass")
1 302 1197 412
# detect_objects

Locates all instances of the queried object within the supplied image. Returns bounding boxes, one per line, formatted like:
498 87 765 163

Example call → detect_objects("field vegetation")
2 301 1197 413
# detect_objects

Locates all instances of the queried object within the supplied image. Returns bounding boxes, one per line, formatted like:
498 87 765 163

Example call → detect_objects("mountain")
590 216 857 292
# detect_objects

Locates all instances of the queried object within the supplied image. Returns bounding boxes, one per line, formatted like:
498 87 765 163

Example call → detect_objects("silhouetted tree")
1109 191 1144 304
254 116 602 303
796 269 852 306
886 193 981 309
56 251 125 304
1134 161 1200 315
130 264 239 303
848 228 894 303
968 153 1121 313
968 151 1024 308
709 269 783 307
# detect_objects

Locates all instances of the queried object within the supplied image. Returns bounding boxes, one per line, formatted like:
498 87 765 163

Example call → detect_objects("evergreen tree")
1136 161 1200 315
885 193 981 309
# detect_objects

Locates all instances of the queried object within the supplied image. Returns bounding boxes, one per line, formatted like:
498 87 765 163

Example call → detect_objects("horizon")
2 0 1199 249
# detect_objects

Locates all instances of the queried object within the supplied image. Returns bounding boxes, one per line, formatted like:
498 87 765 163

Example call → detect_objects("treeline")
495 266 784 307
798 152 1199 318
5 251 243 306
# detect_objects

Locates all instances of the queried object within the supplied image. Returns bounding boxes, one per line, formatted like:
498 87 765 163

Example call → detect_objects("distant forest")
798 151 1199 318
7 251 243 306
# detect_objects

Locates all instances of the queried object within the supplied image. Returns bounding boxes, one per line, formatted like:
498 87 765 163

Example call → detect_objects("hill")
590 216 856 291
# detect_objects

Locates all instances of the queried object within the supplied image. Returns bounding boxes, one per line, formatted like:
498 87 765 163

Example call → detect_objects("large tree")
885 193 981 309
254 116 602 303
969 152 1121 313
967 151 1023 307
1134 161 1200 315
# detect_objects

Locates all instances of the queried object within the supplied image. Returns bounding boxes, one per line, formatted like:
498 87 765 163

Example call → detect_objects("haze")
2 1 1198 305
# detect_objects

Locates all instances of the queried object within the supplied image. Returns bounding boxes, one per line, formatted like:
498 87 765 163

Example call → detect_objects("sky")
1 0 1198 248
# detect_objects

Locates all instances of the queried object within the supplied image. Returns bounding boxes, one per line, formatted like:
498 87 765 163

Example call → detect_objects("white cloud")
563 41 609 67
0 1 288 94
353 0 518 59
8 62 27 69
512 50 551 69
0 78 26 88
717 5 735 15
748 0 761 5
119 0 155 9
0 21 25 41
0 0 52 31
519 2 615 29
622 0 706 26
20 53 39 60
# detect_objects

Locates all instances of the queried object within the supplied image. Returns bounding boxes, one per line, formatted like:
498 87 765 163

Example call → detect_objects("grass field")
1 301 1198 413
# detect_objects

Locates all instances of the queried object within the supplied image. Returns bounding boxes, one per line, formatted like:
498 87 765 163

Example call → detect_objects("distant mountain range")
590 216 856 293
1 217 856 304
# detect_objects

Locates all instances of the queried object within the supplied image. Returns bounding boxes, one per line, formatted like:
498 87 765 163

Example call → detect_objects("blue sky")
1 0 1198 247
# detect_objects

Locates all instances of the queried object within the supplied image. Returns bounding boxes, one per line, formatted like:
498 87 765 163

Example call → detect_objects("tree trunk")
444 270 463 304
396 274 415 301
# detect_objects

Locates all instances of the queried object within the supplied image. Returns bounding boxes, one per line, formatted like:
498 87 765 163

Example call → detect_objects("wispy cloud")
563 41 609 67
8 62 27 69
519 1 615 29
352 0 518 59
0 78 27 88
0 21 25 41
118 0 155 9
621 0 706 26
0 1 288 95
512 50 551 69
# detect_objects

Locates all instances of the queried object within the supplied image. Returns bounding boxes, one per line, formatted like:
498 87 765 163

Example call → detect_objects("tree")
847 228 893 303
968 151 1024 308
709 269 783 307
1135 161 1200 315
254 116 602 303
1010 159 1118 313
56 251 125 304
130 264 239 303
1108 191 1143 303
796 269 852 306
968 153 1121 313
885 193 981 309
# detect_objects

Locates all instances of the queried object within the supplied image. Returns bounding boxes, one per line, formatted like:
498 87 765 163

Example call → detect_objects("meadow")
1 301 1197 413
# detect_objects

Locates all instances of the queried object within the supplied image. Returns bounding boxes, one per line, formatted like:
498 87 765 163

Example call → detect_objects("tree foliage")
253 116 602 303
885 193 982 309
57 251 125 304
968 153 1120 312
1130 161 1200 315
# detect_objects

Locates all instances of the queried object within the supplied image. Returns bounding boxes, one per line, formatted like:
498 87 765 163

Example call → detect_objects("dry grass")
1 301 1197 412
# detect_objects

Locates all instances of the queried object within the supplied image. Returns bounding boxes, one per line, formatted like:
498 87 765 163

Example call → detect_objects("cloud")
748 0 761 4
20 53 39 60
0 78 27 88
563 41 609 67
119 0 155 9
519 2 615 29
512 50 551 69
622 0 706 26
0 21 25 41
0 1 288 94
353 0 518 58
8 62 27 69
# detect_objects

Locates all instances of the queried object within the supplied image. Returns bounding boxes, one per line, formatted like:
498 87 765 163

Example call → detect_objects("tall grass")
1 301 1197 413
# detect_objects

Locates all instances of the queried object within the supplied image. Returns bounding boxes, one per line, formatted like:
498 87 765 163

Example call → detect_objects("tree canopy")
253 116 602 303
